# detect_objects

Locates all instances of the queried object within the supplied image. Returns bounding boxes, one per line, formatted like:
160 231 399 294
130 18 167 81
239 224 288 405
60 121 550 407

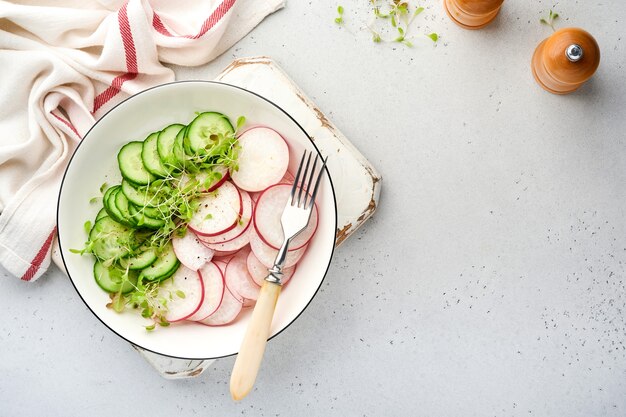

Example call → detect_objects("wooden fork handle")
230 280 282 400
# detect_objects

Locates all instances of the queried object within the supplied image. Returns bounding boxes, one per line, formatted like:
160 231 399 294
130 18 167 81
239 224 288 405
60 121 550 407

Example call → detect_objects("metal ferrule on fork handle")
265 240 290 284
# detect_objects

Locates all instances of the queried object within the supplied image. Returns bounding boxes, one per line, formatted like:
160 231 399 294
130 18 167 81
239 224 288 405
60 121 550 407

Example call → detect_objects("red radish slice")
225 248 261 301
247 251 296 286
249 228 305 268
178 166 229 193
172 230 214 271
198 191 253 244
205 166 229 192
242 298 256 308
188 181 242 237
199 281 243 326
282 170 295 183
203 225 251 252
231 127 289 192
187 262 224 321
254 184 318 251
158 266 204 322
211 249 240 257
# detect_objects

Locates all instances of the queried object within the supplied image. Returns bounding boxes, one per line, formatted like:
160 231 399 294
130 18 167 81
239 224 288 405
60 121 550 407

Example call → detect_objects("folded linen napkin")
0 0 283 281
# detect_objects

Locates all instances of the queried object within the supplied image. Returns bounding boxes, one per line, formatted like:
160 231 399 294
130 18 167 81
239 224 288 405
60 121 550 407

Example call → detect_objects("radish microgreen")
540 9 559 31
335 5 344 25
363 1 438 47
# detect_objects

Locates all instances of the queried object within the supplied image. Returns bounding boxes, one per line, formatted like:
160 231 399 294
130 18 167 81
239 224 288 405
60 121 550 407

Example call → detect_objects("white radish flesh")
225 248 261 301
172 230 214 271
254 184 318 251
249 228 305 268
158 266 204 322
188 181 242 236
203 225 252 252
198 191 253 244
187 262 225 321
231 127 289 192
246 251 296 286
199 281 243 326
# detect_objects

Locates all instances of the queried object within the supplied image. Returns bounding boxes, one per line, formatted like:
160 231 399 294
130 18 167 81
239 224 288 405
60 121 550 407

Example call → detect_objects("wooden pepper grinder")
443 0 504 30
531 28 600 94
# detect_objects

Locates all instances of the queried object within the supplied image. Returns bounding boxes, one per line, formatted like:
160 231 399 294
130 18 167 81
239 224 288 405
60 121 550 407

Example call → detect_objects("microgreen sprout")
335 5 344 25
540 9 559 31
367 1 438 47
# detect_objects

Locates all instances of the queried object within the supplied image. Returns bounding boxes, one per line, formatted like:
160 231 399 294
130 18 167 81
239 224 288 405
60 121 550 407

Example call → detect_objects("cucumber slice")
128 204 165 229
104 186 131 226
157 124 185 174
128 203 167 220
118 141 156 186
89 217 141 261
139 243 180 282
186 112 234 155
114 186 137 226
119 248 158 270
94 261 137 294
140 205 167 219
173 125 188 168
142 131 168 177
121 179 163 208
95 207 108 221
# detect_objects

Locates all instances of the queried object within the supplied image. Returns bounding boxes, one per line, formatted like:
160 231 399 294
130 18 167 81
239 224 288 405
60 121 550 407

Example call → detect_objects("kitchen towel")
0 0 283 282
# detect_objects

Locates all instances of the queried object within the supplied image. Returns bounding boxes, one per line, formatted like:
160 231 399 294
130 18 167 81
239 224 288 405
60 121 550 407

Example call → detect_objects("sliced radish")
198 191 253 244
225 248 261 301
205 166 229 192
157 266 204 322
247 251 296 286
231 127 289 192
282 170 295 183
254 184 318 251
172 230 214 271
211 248 240 257
179 166 229 193
188 181 242 237
199 281 243 326
242 298 256 308
203 225 251 252
213 260 228 274
187 262 224 321
249 228 305 268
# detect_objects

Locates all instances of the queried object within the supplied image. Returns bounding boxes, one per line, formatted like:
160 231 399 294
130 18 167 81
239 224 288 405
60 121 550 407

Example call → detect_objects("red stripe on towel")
52 112 81 139
152 0 236 39
93 1 137 113
20 227 57 282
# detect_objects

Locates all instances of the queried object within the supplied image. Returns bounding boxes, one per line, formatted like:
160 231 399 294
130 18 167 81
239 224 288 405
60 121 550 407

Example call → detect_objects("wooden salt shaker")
443 0 504 30
531 28 600 94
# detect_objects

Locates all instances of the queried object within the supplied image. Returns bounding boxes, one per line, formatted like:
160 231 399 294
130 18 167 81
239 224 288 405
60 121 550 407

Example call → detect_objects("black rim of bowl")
57 80 338 360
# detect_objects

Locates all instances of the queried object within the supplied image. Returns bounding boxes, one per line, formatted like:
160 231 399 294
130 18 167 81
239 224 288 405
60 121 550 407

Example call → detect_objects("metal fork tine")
290 150 307 205
307 156 328 210
296 151 312 207
303 154 319 208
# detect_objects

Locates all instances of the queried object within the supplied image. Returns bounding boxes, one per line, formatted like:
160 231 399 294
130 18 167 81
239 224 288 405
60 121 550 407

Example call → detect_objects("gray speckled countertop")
2 1 626 416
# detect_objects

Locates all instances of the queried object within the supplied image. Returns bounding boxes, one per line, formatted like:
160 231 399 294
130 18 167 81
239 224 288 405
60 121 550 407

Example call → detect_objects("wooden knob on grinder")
443 0 505 30
531 27 600 94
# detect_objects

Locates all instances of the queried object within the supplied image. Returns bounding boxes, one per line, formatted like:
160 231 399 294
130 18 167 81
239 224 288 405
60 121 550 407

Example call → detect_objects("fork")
230 150 328 400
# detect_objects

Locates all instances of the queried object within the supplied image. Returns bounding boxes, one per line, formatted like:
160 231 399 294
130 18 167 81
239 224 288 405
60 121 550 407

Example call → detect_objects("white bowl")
57 81 337 359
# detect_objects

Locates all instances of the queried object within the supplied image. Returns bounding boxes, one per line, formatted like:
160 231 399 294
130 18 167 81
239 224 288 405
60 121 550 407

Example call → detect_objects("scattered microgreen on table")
335 5 344 25
334 2 438 48
540 9 559 31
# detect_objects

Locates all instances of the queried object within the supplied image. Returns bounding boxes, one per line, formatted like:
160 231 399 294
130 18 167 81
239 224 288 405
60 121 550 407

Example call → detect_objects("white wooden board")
53 56 382 379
